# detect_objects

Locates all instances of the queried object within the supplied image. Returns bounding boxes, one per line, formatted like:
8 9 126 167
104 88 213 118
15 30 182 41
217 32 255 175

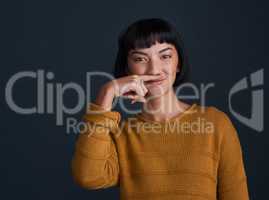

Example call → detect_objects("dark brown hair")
113 18 191 87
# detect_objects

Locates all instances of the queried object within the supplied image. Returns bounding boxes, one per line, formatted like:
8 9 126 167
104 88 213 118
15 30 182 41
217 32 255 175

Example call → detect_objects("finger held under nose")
140 74 166 82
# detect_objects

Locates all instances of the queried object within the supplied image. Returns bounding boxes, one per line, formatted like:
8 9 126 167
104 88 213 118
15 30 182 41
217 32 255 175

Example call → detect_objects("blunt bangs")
114 18 191 87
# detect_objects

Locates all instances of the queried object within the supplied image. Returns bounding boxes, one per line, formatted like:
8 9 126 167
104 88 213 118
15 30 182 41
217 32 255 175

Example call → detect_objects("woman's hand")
94 74 165 111
107 74 164 104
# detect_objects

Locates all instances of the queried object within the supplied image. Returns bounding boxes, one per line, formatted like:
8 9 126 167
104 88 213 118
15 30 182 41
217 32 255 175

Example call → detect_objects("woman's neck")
141 89 190 122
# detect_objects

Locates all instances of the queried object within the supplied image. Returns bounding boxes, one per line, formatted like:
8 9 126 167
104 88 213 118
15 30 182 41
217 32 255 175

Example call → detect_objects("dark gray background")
1 0 268 199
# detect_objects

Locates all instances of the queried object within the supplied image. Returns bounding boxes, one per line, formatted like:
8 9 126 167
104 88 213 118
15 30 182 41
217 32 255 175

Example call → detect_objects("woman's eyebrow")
159 47 173 53
129 47 173 56
129 51 148 56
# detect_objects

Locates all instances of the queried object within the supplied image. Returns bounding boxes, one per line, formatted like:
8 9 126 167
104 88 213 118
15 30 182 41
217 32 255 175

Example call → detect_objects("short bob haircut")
113 18 191 88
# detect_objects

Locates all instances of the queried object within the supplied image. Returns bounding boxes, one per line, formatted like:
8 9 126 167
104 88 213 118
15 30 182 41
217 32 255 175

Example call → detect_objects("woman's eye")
134 57 146 62
162 55 172 59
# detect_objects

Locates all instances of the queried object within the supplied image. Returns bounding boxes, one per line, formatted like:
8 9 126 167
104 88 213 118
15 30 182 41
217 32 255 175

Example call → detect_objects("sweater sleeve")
216 111 249 200
71 102 121 190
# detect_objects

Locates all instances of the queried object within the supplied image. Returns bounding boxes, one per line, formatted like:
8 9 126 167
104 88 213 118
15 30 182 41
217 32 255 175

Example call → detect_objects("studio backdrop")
1 0 268 200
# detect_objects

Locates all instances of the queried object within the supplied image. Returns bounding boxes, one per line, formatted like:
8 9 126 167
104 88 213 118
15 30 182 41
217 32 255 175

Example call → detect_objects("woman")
71 18 249 200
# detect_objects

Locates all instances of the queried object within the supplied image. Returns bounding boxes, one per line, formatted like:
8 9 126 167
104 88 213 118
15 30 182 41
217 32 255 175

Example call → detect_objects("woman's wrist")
94 84 115 111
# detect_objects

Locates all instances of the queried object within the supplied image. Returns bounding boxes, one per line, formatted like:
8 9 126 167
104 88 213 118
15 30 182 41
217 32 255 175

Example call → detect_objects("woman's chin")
146 85 169 97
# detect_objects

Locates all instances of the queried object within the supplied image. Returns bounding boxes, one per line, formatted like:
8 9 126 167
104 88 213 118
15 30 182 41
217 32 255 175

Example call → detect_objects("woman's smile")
145 77 167 86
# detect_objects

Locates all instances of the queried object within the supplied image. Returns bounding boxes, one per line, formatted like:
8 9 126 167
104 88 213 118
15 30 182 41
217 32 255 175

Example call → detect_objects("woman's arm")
70 74 150 189
71 86 121 190
216 111 250 200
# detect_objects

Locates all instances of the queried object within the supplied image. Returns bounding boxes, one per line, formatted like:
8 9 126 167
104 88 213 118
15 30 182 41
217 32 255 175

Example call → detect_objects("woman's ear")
176 66 180 73
177 56 181 73
125 66 131 76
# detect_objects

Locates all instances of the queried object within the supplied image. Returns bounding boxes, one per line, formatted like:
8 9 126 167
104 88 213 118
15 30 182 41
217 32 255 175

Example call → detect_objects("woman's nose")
147 58 162 75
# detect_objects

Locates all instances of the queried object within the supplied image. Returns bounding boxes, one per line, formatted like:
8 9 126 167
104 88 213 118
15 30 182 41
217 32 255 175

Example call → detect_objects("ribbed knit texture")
71 102 249 200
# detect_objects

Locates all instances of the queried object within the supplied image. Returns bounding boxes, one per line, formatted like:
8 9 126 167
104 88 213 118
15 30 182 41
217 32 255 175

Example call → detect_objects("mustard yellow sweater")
71 102 249 200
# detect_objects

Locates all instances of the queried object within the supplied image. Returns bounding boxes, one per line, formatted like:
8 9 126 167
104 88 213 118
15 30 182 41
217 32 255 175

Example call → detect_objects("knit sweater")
71 102 249 200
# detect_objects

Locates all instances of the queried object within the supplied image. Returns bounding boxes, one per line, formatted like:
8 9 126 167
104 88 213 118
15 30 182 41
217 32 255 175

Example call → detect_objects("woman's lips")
145 77 167 86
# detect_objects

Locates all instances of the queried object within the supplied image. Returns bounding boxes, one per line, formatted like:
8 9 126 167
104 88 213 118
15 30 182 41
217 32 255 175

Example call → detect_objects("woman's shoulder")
196 104 238 137
190 103 236 134
195 103 231 120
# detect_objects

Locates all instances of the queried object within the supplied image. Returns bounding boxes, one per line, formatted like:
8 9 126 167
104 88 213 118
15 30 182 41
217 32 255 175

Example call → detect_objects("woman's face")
127 42 180 96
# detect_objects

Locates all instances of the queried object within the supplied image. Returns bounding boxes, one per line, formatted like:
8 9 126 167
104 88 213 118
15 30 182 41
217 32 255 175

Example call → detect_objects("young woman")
71 18 249 200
